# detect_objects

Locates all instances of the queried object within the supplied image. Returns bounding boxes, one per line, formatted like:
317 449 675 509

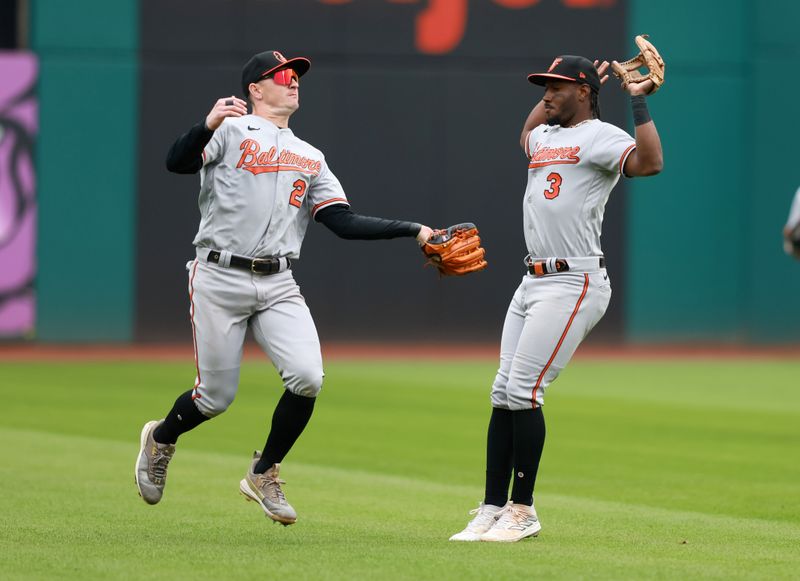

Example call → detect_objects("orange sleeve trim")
531 273 589 408
188 260 202 398
619 144 636 175
524 130 532 159
311 197 349 215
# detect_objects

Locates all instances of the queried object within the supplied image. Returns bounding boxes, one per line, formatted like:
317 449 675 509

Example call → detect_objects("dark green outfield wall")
32 0 138 341
627 1 800 342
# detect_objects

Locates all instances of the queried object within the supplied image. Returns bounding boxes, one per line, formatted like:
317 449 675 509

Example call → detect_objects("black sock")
510 407 546 506
254 390 316 473
153 389 210 445
484 407 514 507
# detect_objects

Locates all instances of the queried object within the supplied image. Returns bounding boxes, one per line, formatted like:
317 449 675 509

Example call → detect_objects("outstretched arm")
315 205 432 243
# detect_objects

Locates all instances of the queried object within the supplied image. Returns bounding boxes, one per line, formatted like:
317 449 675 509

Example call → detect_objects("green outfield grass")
1 356 799 580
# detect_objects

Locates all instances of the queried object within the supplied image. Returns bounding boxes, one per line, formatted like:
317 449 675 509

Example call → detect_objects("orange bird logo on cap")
547 58 563 73
273 51 287 63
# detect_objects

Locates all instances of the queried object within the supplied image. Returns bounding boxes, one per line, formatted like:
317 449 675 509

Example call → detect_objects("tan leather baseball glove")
421 223 487 276
612 35 665 94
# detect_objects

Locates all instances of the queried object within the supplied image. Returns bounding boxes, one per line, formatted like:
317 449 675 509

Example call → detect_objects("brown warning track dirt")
0 342 799 362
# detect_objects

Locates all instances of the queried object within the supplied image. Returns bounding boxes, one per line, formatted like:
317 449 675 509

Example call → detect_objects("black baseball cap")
241 50 311 97
527 55 600 92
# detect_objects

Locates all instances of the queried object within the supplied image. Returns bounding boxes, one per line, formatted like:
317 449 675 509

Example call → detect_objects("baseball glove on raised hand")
421 223 487 276
612 34 665 94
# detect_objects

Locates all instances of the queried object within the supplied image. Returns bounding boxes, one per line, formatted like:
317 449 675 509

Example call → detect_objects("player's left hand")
416 225 434 245
616 72 655 96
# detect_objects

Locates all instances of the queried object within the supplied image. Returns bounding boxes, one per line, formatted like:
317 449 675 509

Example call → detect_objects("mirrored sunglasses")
268 68 299 86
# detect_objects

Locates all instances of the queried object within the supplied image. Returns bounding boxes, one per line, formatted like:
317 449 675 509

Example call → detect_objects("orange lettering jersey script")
523 119 635 258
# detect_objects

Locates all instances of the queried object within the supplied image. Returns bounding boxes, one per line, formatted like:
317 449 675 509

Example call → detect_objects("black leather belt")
527 256 605 276
207 250 290 275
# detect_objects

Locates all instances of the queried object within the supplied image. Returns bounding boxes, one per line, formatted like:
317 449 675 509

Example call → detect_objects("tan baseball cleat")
239 452 297 525
134 420 176 505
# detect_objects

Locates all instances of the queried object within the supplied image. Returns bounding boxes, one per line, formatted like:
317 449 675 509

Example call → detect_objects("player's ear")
577 84 590 102
248 82 261 103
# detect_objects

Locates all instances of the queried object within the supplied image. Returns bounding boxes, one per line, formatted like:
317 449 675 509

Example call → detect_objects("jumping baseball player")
134 50 438 526
449 53 664 542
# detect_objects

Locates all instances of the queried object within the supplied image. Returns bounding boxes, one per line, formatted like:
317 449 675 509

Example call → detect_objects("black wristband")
631 95 651 126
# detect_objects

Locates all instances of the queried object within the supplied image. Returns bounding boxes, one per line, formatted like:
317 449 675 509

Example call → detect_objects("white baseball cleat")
448 502 506 541
480 502 541 542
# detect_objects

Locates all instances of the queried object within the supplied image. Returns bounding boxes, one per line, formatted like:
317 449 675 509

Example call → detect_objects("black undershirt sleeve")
165 120 215 174
315 204 421 240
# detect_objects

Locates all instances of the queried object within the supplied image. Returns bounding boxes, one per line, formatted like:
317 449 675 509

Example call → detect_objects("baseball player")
783 186 800 259
134 50 435 526
449 55 663 542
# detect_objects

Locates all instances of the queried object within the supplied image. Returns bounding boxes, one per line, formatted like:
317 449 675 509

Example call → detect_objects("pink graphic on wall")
0 52 37 338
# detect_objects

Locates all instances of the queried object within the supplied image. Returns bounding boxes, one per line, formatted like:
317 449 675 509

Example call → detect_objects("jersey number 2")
544 172 562 200
289 179 307 208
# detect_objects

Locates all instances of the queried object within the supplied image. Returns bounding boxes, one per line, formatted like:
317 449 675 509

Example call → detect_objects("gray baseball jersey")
196 114 349 258
523 119 635 258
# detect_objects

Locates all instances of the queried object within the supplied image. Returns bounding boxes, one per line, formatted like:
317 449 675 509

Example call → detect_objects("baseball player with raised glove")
449 38 664 543
134 49 485 528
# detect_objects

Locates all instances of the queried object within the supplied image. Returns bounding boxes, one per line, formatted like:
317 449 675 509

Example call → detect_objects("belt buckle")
251 258 273 274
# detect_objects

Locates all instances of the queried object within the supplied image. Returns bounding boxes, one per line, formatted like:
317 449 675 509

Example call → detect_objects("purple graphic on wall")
0 52 37 338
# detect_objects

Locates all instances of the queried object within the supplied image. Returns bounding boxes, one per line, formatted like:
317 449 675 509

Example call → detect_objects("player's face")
542 80 580 126
258 70 300 114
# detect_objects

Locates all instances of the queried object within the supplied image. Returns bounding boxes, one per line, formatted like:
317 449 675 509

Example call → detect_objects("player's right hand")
206 96 249 131
594 60 610 85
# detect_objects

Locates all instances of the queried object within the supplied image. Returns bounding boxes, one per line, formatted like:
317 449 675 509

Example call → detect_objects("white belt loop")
218 250 232 268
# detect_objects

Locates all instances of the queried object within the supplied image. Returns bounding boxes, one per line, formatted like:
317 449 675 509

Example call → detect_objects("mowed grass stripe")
1 359 800 579
1 426 799 580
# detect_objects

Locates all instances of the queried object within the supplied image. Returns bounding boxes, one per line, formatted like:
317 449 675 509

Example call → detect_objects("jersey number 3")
289 179 307 208
544 172 562 200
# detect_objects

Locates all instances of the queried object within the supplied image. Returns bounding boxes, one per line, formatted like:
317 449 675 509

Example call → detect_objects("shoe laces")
467 504 500 528
494 503 532 528
256 472 287 504
149 444 175 483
